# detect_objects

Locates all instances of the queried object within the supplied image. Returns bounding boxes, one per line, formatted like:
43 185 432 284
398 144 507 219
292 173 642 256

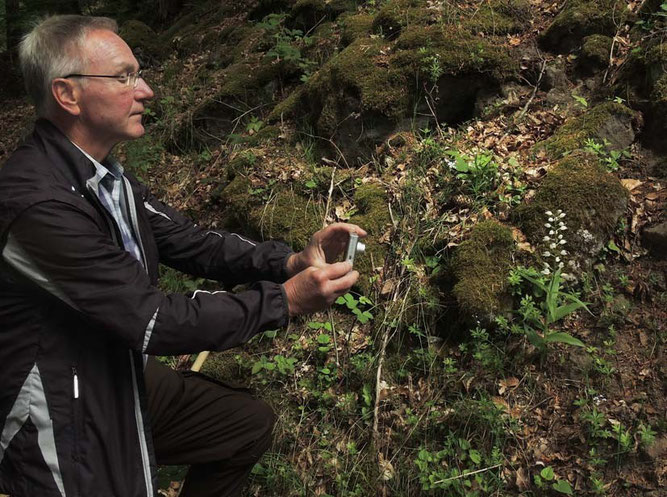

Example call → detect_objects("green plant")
335 293 374 324
638 423 657 449
258 13 317 81
573 94 588 108
509 267 588 353
445 149 499 200
584 138 631 172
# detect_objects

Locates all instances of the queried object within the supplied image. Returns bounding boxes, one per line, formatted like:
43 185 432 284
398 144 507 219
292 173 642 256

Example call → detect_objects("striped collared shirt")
73 144 144 267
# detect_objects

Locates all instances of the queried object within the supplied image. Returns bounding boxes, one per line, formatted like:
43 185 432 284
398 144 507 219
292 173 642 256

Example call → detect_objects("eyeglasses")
64 69 144 88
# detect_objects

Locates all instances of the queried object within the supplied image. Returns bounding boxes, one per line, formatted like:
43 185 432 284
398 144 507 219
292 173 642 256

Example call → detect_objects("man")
0 15 365 497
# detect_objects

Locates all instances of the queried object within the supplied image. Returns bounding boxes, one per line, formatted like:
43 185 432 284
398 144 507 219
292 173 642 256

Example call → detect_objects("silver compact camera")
344 232 366 265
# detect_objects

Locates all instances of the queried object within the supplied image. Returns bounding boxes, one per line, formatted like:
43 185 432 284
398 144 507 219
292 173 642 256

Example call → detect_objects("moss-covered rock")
119 20 165 60
349 183 392 294
579 34 612 70
372 0 434 39
539 0 624 53
339 12 374 45
462 0 531 36
220 178 322 250
513 152 628 261
538 102 639 158
451 220 515 322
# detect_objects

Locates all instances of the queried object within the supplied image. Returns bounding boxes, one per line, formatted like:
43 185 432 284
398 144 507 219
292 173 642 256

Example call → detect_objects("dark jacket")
0 119 292 496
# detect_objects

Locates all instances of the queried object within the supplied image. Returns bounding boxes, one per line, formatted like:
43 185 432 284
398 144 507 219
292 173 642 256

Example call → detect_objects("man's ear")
51 78 81 116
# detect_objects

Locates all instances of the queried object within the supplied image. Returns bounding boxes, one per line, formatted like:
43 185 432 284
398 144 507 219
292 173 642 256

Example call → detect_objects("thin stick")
190 351 210 372
322 167 337 228
517 59 546 121
430 464 502 485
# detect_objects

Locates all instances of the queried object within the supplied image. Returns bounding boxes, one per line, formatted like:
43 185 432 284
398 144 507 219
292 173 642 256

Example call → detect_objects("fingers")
320 260 353 280
321 222 368 238
328 269 359 296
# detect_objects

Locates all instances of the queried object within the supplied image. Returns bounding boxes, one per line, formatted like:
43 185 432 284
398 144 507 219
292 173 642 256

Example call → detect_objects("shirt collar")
70 141 125 181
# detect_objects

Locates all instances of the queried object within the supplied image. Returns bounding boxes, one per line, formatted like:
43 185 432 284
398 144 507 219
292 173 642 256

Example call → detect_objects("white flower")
559 212 566 218
542 268 551 275
558 233 563 239
555 257 561 262
560 226 567 230
545 223 552 228
545 210 553 216
543 251 551 257
560 250 567 256
558 262 564 268
550 243 557 249
549 230 555 235
559 239 566 245
543 236 550 242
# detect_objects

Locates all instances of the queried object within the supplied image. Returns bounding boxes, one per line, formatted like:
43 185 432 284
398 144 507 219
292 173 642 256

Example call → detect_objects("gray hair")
19 15 118 117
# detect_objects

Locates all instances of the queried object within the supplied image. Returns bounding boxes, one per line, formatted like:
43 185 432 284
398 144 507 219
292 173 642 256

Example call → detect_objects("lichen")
451 220 515 321
539 102 638 158
539 0 624 53
513 152 628 256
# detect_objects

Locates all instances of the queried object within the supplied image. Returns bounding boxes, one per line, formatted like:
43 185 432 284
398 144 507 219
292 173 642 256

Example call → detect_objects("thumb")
321 261 353 280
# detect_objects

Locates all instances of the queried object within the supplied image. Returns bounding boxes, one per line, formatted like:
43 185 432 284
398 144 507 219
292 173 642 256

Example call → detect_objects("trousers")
144 357 275 497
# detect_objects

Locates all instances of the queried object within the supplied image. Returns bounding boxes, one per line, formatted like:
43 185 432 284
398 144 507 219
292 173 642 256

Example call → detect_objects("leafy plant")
445 149 499 200
335 293 374 324
509 267 589 353
584 138 631 172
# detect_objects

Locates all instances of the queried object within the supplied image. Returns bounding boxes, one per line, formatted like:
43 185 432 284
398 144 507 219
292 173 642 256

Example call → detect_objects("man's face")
75 29 154 149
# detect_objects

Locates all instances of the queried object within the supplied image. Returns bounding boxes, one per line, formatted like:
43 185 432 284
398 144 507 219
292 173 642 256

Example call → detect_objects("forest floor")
0 0 666 496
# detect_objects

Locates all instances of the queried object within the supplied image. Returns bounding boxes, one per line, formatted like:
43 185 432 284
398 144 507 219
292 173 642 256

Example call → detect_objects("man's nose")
135 76 154 100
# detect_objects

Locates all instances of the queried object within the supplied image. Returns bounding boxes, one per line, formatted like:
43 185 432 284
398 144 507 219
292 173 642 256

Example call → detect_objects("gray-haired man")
0 15 365 497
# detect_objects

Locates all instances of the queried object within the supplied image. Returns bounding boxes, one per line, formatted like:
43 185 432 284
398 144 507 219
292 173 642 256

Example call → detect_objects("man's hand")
283 261 358 317
286 223 367 277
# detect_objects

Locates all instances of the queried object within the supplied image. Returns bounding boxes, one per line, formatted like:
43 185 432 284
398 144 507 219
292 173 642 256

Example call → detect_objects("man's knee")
247 398 276 453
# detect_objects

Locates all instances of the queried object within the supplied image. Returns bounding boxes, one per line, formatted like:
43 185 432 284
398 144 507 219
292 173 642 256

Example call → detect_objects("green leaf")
540 466 555 481
335 296 346 305
607 240 621 253
469 450 482 465
544 332 585 347
552 479 573 495
251 361 264 374
573 94 588 107
305 179 317 189
317 334 331 344
551 300 587 322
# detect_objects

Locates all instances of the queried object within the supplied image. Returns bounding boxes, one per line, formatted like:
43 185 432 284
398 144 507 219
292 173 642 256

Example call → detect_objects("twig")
517 59 546 121
430 464 502 485
322 166 337 228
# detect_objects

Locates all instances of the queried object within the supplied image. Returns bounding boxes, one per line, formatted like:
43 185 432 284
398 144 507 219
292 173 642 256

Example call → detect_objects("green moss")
513 152 628 255
247 189 323 250
393 24 517 81
539 0 624 53
267 87 306 122
462 0 531 36
539 102 637 158
580 34 612 67
372 0 434 38
451 220 515 320
119 20 164 59
349 183 392 294
339 12 374 45
307 37 410 124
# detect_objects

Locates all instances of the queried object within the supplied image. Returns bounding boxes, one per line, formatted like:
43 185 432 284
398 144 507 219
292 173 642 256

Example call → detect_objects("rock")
537 102 641 158
542 58 570 91
642 222 667 259
513 152 628 272
579 34 612 72
449 221 515 325
539 0 624 53
645 435 667 461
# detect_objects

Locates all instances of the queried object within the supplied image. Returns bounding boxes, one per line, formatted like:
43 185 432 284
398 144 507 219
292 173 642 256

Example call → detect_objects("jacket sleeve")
2 200 289 355
140 184 294 285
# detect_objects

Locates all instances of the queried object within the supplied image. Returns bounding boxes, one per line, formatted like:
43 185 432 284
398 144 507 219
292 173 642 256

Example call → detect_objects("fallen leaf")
378 453 395 481
621 178 642 191
516 467 531 491
498 376 520 395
